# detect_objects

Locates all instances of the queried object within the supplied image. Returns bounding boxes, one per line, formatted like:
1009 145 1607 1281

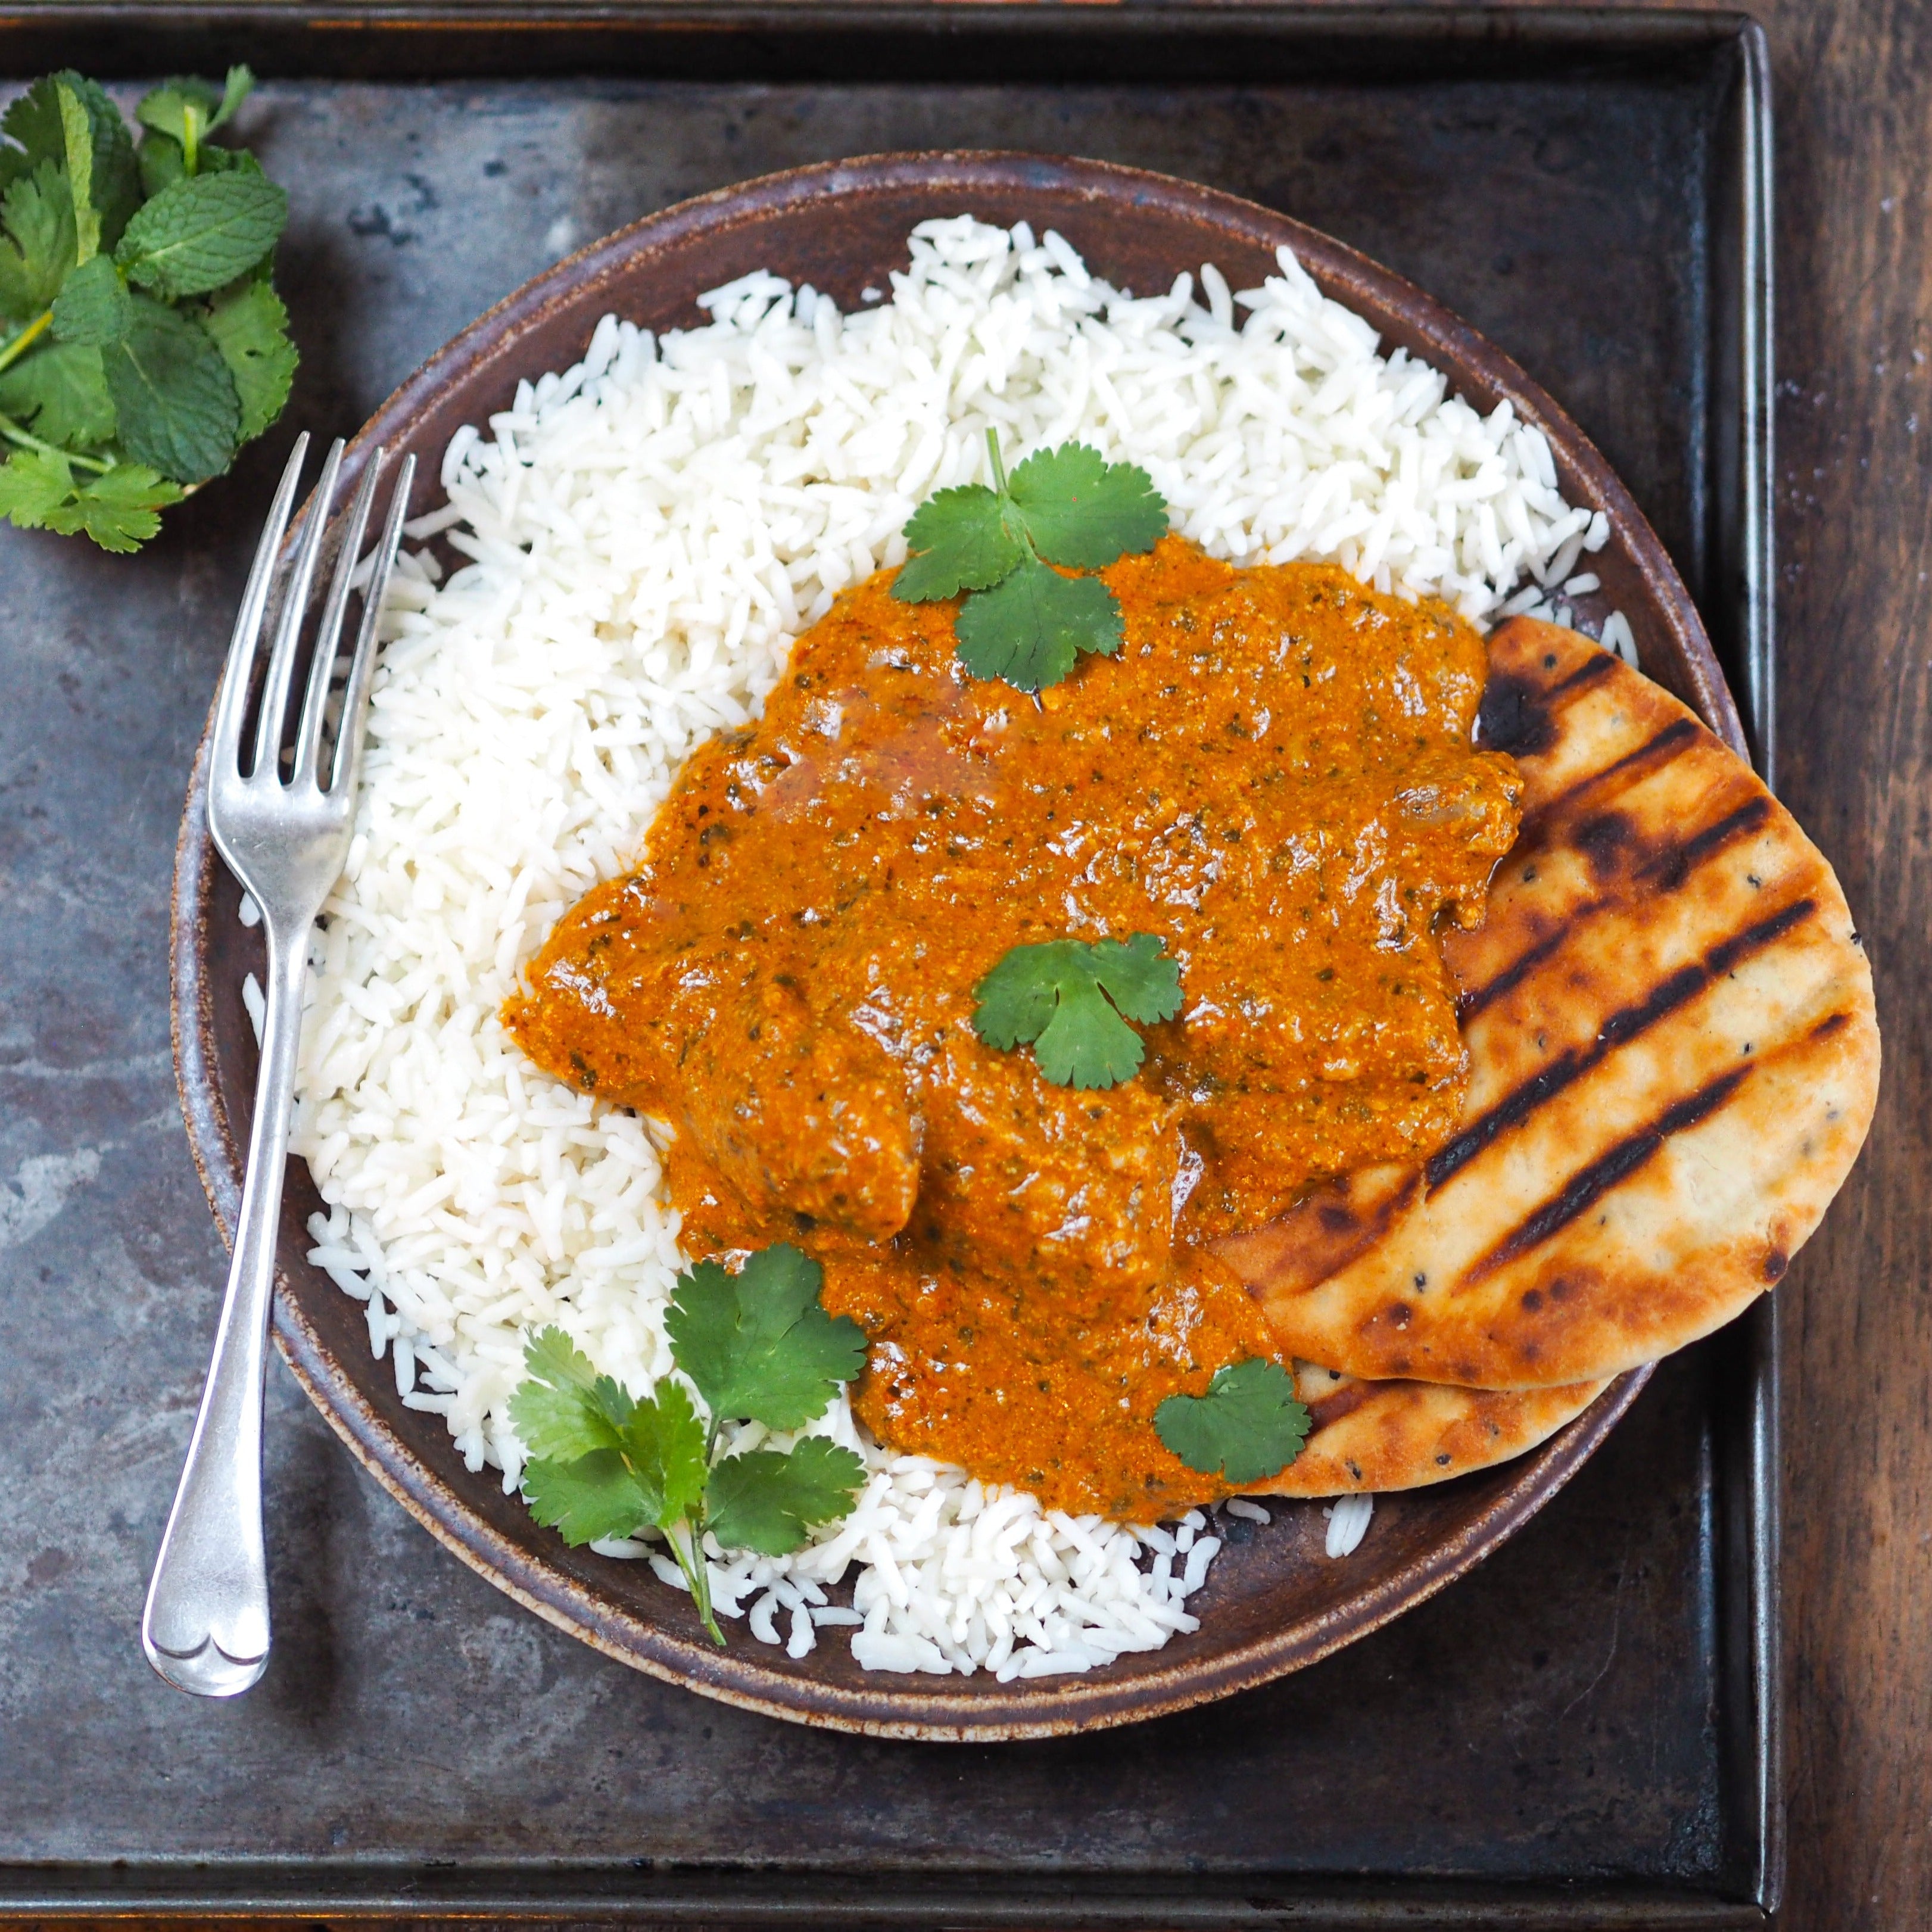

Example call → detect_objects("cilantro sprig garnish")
971 932 1183 1089
1154 1358 1311 1486
893 432 1168 693
0 67 296 551
511 1243 868 1646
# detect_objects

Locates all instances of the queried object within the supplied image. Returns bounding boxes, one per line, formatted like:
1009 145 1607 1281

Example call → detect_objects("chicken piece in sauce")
504 537 1519 1516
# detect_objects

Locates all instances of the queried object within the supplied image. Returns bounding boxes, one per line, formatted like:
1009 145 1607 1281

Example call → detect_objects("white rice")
290 215 1612 1678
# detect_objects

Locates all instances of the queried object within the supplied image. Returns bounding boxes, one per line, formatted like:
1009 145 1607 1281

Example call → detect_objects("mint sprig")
511 1244 868 1646
971 931 1183 1089
1154 1358 1311 1487
0 66 295 549
893 432 1168 692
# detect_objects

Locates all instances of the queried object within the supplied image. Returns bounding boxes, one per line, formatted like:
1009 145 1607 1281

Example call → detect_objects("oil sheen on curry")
506 537 1520 1517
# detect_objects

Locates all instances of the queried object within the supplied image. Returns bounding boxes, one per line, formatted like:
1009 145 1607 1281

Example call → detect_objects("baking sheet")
0 7 1774 1922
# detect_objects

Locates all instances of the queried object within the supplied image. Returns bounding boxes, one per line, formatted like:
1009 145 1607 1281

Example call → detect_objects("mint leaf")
116 169 286 300
55 83 97 264
0 338 114 446
45 462 180 553
50 252 128 345
971 933 1182 1089
521 1449 652 1547
0 445 76 526
953 557 1121 692
136 129 261 200
136 132 185 200
1154 1358 1311 1485
4 73 137 248
201 276 295 440
705 1438 867 1557
136 82 216 155
666 1242 867 1434
137 68 253 157
103 294 239 482
510 1325 635 1462
0 160 76 319
207 66 256 135
893 482 1024 601
1006 443 1167 568
64 73 139 250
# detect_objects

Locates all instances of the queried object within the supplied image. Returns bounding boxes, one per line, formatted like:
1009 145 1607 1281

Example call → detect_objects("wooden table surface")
1736 0 1929 1922
7 0 1922 1924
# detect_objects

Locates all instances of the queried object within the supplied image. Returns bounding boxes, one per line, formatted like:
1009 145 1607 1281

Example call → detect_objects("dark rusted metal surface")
0 8 1774 1921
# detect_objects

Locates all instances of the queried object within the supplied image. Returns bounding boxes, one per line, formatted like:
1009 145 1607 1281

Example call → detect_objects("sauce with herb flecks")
506 537 1519 1516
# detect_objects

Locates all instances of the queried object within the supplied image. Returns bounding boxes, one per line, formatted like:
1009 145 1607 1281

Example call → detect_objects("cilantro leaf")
521 1449 653 1547
893 433 1167 694
1154 1358 1312 1485
705 1438 867 1557
1087 931 1188 1024
0 76 64 168
0 445 77 526
513 1333 708 1545
971 933 1182 1089
0 448 174 553
46 463 182 553
953 556 1121 693
616 1378 712 1528
0 339 114 446
0 160 76 319
666 1243 867 1434
509 1325 634 1462
509 1270 863 1646
1006 443 1167 568
116 169 286 300
103 294 239 482
50 252 129 346
893 482 1025 600
201 276 297 440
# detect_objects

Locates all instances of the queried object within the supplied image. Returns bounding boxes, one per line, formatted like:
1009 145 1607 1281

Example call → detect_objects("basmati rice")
291 215 1610 1677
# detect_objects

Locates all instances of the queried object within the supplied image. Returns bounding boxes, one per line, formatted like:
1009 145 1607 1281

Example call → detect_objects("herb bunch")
512 1244 868 1646
893 431 1168 692
0 67 296 551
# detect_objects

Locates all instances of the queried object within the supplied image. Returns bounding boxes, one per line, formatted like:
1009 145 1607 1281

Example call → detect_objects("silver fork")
143 434 415 1698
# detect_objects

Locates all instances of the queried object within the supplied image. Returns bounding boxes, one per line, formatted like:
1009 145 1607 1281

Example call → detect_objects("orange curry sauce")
506 537 1519 1517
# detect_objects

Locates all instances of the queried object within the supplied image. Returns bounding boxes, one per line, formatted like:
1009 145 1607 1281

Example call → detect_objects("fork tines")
211 435 417 797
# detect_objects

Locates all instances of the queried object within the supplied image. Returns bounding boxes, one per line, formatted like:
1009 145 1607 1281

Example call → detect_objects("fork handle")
142 921 308 1696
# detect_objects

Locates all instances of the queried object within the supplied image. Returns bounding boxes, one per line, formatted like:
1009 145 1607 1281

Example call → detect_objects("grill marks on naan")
1232 618 1878 1390
1248 1361 1609 1497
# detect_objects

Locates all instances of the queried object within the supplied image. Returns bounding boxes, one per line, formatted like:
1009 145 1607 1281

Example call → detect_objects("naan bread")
1252 1362 1609 1497
1224 618 1879 1389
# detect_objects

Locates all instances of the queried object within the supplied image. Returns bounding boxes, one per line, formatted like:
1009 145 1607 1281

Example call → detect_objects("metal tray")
0 5 1776 1924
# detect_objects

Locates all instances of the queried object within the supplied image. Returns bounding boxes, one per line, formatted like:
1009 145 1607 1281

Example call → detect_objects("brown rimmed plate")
172 151 1742 1741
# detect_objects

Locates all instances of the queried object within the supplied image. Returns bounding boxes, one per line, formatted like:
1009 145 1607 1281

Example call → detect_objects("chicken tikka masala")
506 534 1520 1517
